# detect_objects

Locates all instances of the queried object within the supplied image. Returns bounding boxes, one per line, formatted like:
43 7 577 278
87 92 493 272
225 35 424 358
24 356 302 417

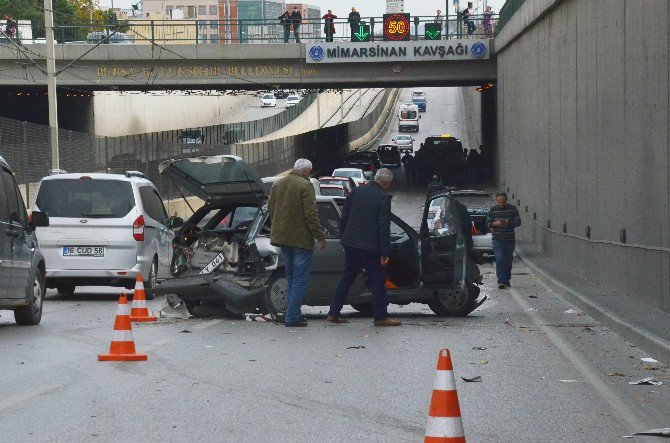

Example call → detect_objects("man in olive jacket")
268 159 326 327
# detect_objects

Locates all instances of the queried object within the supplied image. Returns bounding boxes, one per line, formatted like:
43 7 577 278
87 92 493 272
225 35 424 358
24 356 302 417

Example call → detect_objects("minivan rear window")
35 179 134 218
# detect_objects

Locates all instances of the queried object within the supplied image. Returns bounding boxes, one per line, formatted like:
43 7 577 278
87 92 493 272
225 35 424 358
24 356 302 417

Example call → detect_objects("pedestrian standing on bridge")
4 15 17 39
279 10 291 43
268 159 326 327
434 10 444 38
463 2 476 37
348 7 361 41
401 151 414 188
483 6 494 38
322 10 337 43
487 192 521 289
328 168 401 327
290 7 303 43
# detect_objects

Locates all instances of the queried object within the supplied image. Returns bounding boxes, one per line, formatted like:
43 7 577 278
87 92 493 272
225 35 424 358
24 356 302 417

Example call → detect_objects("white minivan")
32 172 175 298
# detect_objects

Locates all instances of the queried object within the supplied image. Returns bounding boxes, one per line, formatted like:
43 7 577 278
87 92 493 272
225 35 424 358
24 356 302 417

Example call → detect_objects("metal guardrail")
20 15 498 45
496 0 526 34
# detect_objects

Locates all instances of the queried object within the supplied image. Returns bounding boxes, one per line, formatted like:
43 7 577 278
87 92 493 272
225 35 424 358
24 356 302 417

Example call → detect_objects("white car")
451 190 494 256
392 134 415 153
285 95 301 107
331 168 368 187
261 93 277 107
32 171 175 298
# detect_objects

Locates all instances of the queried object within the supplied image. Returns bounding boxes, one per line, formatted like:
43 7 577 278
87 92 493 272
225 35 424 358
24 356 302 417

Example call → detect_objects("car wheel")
56 283 76 295
261 271 287 319
15 267 45 326
428 278 480 317
351 303 373 317
145 259 157 300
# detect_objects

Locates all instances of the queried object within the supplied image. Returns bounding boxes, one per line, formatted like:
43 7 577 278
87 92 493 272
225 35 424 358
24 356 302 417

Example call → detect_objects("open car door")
419 192 467 288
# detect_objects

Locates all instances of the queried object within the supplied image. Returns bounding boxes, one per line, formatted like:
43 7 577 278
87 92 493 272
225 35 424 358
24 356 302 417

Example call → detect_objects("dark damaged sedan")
155 155 486 318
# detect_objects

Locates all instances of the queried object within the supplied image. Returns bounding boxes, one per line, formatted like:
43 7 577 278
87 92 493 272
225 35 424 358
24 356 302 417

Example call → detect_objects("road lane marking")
508 284 653 433
194 319 222 330
0 383 66 412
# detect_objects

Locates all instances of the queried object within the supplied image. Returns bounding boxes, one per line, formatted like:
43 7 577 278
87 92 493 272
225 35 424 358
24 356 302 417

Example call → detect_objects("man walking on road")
487 192 521 289
401 152 414 188
327 169 401 327
268 159 326 327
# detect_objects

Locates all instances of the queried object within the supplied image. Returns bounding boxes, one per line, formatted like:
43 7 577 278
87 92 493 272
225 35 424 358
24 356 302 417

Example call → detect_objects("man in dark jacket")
426 175 446 197
278 11 291 43
268 159 326 327
486 192 521 289
327 168 401 326
290 7 302 43
401 152 414 188
347 7 361 41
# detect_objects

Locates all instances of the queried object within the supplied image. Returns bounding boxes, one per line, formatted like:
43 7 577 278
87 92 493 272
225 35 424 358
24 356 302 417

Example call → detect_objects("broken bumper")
154 273 268 315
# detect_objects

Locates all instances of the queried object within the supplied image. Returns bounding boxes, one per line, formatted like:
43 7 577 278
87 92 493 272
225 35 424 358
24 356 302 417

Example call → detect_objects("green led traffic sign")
352 23 371 42
425 22 442 40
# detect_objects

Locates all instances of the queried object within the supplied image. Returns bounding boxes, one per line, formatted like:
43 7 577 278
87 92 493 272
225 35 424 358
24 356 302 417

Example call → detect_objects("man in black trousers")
327 168 401 326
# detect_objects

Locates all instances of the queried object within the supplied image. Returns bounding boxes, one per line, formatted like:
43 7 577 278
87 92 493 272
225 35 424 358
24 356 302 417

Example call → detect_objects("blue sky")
101 0 507 16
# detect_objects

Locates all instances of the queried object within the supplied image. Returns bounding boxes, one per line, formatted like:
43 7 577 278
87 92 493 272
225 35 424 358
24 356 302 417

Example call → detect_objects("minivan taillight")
133 215 145 241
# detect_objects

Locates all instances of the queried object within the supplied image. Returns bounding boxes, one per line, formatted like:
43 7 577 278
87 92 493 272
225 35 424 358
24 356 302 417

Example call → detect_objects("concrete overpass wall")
496 0 670 312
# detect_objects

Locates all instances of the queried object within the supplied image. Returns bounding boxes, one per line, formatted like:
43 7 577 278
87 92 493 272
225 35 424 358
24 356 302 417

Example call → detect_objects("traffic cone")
424 349 465 443
130 273 156 322
98 293 148 361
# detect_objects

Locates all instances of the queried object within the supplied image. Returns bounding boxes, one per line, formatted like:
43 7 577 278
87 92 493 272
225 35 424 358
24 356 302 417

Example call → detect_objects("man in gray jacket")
327 168 401 326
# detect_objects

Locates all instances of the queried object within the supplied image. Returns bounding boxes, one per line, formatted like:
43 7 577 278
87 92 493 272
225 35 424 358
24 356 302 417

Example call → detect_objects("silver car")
156 155 485 318
392 134 415 153
32 172 174 298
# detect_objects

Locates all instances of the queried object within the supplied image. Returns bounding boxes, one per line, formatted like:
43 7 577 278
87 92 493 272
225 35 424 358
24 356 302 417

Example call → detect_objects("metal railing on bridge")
19 15 498 46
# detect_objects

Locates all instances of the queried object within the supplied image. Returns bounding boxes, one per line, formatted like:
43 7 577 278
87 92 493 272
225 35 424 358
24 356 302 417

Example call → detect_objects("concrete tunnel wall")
495 0 670 312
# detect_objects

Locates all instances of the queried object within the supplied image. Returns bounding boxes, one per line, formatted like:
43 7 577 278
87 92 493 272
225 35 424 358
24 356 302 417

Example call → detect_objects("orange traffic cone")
424 349 465 443
98 293 148 361
130 273 156 322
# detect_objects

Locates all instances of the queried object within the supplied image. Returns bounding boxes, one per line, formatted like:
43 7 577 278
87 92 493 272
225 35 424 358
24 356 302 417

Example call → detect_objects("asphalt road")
1 88 668 442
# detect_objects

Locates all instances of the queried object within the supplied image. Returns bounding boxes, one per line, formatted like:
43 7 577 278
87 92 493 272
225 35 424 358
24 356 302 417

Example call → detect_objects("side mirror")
168 216 184 229
30 211 49 228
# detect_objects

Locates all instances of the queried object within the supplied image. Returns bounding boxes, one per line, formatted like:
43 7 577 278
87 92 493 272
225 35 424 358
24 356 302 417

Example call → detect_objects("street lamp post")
44 0 59 170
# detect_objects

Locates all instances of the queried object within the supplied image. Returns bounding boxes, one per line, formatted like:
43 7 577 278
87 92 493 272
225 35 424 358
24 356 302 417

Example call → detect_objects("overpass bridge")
0 39 495 90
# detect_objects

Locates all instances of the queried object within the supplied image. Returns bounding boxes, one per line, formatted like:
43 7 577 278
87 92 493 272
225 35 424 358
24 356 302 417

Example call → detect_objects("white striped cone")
130 273 156 322
98 293 148 361
425 349 465 443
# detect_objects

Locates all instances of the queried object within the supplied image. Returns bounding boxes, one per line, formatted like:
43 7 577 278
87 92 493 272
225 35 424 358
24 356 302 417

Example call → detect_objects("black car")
344 151 383 178
273 90 289 99
155 155 486 318
376 144 402 168
0 156 50 325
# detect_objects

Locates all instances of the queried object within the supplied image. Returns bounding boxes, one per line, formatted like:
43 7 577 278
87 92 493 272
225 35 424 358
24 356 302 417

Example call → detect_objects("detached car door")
419 193 467 287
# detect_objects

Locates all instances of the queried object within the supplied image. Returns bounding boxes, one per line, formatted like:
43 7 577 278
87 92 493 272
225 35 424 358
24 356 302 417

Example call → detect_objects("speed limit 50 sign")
383 13 411 41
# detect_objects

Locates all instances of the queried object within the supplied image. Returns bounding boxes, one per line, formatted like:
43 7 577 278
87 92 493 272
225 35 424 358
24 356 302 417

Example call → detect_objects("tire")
56 283 75 295
15 267 45 326
428 278 480 317
144 259 157 300
261 271 287 319
351 303 373 317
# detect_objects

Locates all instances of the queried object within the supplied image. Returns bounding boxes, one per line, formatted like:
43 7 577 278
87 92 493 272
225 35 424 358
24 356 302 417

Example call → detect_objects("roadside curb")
516 246 670 366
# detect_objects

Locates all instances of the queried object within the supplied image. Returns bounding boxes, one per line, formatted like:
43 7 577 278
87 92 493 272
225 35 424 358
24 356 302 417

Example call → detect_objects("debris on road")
180 330 192 333
347 346 366 349
461 376 482 382
628 377 663 386
563 308 581 314
606 372 627 377
528 295 538 299
559 380 579 383
161 295 192 319
633 428 670 437
472 346 487 351
524 308 537 312
245 314 267 322
641 357 659 364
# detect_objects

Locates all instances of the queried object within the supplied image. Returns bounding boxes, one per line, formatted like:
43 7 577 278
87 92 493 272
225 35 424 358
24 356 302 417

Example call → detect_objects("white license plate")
198 253 225 275
63 246 105 257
